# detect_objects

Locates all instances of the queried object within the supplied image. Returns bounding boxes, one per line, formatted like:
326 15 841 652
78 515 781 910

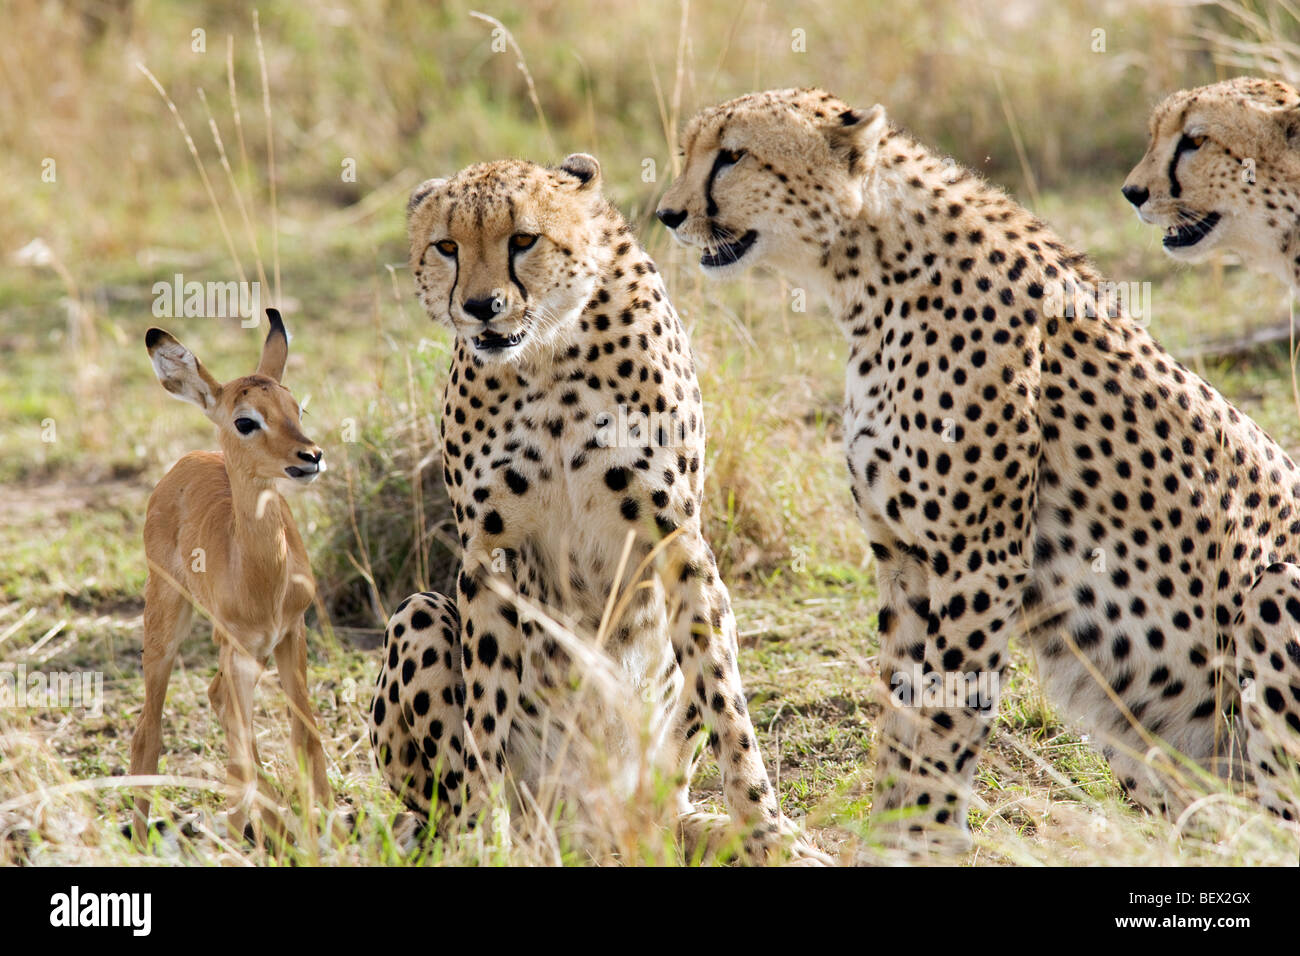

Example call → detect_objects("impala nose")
656 207 687 229
286 445 324 481
1121 185 1149 208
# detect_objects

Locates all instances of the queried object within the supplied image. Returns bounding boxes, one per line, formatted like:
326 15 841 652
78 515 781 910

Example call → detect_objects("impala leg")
211 639 270 840
129 574 191 845
274 619 331 804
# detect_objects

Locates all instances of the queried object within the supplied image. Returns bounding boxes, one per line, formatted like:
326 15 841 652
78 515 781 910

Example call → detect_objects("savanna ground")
2 0 1300 865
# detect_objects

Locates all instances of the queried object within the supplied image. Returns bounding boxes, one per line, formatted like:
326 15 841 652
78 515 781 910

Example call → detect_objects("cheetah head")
1122 76 1300 282
657 88 888 280
407 154 613 364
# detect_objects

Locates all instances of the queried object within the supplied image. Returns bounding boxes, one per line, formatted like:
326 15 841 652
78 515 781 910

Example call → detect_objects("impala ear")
825 104 888 175
256 308 289 383
560 153 601 190
146 327 222 415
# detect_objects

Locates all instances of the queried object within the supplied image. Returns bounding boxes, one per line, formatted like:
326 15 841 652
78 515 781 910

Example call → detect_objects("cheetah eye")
1177 133 1207 154
510 233 539 251
435 239 458 257
717 148 745 166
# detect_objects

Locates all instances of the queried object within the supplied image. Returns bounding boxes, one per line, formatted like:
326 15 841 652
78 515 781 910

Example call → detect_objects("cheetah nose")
462 296 500 323
1121 184 1149 208
656 207 687 229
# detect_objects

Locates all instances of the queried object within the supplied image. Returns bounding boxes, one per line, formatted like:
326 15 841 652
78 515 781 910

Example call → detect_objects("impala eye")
435 239 458 257
234 417 260 435
510 233 538 251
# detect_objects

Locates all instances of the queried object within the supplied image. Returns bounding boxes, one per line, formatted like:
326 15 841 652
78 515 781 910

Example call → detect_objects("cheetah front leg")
868 537 945 838
1237 563 1300 823
452 552 527 829
871 552 1028 854
661 534 818 862
369 591 467 827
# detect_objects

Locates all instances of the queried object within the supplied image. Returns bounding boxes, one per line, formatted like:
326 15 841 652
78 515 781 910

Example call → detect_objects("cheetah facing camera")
1123 76 1300 291
657 88 1300 850
369 154 816 862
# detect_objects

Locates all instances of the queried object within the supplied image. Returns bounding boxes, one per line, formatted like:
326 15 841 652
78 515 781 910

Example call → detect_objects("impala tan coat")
130 310 329 843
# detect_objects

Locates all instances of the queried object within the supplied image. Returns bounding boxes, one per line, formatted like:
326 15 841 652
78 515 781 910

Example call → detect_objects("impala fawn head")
131 309 333 849
145 308 323 486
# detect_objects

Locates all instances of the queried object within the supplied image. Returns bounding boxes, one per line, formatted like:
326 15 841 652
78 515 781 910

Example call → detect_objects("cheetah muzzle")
1125 76 1300 284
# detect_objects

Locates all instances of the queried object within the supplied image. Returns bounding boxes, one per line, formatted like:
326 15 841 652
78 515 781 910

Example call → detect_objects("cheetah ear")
1280 105 1300 147
560 153 601 191
407 177 448 219
1245 96 1300 148
825 104 888 176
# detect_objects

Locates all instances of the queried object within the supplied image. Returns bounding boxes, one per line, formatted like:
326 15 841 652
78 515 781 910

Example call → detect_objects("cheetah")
657 87 1300 850
368 153 814 862
1123 76 1300 291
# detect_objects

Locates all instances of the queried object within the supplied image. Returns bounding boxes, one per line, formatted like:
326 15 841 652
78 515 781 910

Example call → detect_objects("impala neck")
225 466 290 574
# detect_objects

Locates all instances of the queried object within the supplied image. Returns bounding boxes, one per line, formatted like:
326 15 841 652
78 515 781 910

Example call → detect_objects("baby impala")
130 309 330 844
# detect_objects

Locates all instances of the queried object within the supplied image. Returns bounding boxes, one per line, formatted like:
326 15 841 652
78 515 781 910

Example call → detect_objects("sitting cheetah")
369 153 814 862
657 87 1300 849
1123 76 1300 291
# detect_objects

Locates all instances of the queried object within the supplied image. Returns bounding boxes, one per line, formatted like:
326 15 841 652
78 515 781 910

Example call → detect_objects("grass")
2 0 1300 865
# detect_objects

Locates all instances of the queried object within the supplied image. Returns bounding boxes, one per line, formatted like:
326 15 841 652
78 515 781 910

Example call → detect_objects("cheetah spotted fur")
658 87 1300 850
368 153 815 862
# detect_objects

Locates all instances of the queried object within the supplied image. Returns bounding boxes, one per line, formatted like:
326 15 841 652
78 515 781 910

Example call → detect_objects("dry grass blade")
253 9 281 305
670 0 691 163
226 34 252 191
469 11 556 156
343 459 389 624
197 86 270 300
136 63 247 285
964 0 1041 208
